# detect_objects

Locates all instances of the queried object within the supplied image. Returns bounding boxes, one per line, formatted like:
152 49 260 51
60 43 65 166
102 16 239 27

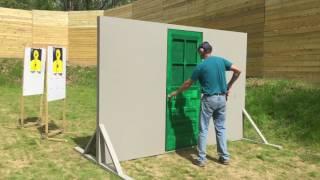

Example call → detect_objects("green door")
166 29 203 151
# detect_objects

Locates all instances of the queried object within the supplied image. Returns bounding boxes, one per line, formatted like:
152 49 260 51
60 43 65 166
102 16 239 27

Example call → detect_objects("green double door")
166 29 203 151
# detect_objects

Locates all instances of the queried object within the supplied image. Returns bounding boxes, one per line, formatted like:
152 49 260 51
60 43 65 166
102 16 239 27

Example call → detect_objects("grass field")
0 59 319 179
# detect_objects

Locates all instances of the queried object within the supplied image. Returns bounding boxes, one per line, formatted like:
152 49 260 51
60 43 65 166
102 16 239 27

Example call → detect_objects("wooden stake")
44 49 49 137
47 137 68 142
20 95 24 127
20 60 25 128
39 95 43 125
45 91 48 135
62 98 66 131
23 122 39 128
47 129 63 137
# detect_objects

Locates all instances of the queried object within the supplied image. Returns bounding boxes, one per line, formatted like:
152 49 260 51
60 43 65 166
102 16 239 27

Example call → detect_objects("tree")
57 0 134 11
0 0 135 11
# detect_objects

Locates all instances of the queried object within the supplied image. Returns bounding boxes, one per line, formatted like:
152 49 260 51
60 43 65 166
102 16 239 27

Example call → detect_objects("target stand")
20 44 67 142
19 45 46 129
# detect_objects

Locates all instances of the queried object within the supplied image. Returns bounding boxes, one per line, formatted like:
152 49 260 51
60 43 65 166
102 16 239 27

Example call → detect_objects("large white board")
23 47 46 96
47 46 67 102
98 17 247 161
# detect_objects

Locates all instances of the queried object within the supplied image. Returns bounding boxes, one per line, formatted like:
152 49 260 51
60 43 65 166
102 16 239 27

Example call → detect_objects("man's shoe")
195 160 206 167
218 158 230 165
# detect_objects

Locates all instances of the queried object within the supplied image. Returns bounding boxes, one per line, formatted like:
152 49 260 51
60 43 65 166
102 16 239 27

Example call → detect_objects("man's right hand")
168 91 178 99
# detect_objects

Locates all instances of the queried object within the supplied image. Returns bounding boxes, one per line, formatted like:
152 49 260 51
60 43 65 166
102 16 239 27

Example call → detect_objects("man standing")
168 42 241 167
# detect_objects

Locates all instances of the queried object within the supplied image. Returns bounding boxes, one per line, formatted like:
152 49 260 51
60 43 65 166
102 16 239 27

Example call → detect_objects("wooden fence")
263 0 320 82
0 8 32 58
0 0 319 82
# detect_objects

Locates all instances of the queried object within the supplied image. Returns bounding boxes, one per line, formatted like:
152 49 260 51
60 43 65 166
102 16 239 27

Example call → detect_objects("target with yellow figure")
53 48 63 75
21 47 46 130
30 49 42 73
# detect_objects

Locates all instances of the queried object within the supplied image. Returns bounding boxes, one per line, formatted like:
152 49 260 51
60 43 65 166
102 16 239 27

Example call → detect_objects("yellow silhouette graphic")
53 48 63 75
30 49 41 73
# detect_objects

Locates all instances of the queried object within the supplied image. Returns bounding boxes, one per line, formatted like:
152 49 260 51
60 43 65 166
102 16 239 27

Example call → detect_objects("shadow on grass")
72 135 96 156
18 116 40 126
23 117 39 123
72 136 92 149
175 147 220 165
36 121 64 138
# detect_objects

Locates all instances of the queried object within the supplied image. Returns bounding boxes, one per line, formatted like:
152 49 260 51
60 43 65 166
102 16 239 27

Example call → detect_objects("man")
168 41 241 167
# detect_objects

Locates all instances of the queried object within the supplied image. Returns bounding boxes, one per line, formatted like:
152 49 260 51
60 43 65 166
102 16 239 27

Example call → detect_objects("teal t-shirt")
191 56 232 95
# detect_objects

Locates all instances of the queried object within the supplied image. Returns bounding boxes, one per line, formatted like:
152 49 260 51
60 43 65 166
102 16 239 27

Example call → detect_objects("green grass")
244 79 320 149
0 59 319 179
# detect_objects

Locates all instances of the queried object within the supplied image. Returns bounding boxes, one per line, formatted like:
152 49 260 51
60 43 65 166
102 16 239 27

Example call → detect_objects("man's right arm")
227 64 241 93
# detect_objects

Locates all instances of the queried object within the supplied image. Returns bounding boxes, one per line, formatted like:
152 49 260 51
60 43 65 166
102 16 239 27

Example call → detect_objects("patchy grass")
0 59 319 179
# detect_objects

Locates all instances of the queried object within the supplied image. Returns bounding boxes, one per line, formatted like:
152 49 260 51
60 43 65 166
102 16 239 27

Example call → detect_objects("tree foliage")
57 0 134 11
0 0 134 11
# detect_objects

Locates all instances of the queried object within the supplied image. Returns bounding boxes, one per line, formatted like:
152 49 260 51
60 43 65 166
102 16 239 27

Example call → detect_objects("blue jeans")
198 95 229 162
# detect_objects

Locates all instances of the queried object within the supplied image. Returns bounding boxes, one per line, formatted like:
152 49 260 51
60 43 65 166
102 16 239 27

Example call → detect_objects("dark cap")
198 41 212 53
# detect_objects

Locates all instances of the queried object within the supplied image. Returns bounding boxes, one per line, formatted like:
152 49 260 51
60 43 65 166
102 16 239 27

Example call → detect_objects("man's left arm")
227 64 241 94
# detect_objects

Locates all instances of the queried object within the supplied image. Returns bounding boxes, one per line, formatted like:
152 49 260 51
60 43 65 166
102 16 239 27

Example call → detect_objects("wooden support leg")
20 95 25 127
47 129 63 137
47 137 68 142
39 95 43 125
62 98 66 131
45 97 48 137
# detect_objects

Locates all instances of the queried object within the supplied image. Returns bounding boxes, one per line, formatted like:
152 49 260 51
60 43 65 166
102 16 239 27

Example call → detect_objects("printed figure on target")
30 49 42 73
53 48 63 76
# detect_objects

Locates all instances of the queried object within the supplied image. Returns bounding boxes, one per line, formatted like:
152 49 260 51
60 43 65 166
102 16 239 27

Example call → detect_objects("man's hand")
168 91 178 99
167 79 194 100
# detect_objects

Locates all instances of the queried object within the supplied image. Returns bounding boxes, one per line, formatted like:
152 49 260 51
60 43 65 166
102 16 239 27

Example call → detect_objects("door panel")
166 29 203 151
172 39 184 64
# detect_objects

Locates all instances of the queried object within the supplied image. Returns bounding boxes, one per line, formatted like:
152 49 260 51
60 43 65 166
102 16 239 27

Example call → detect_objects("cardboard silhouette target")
21 47 46 128
23 47 46 96
47 46 67 102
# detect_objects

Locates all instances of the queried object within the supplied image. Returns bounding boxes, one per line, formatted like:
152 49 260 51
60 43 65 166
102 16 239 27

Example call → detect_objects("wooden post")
45 97 48 136
20 56 25 128
45 95 49 135
44 49 49 137
62 98 66 131
20 95 24 127
39 95 43 125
